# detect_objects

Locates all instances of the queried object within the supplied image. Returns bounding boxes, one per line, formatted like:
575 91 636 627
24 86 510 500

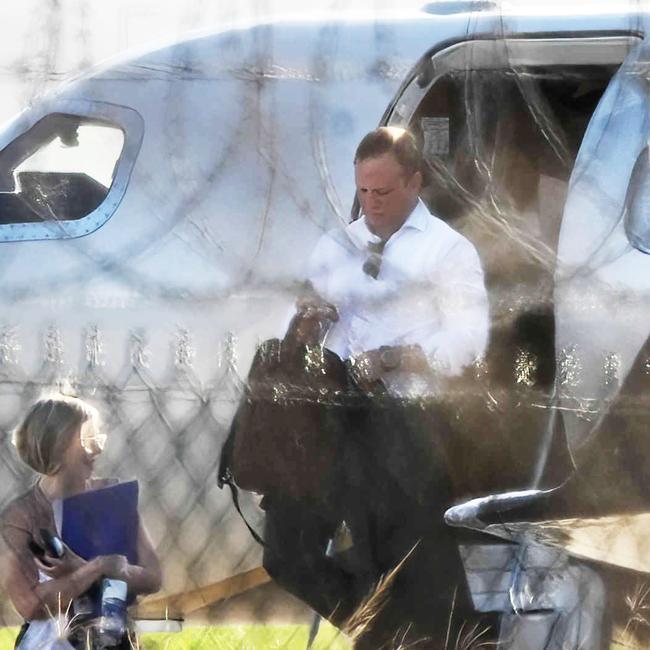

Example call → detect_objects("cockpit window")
0 113 124 226
0 102 142 242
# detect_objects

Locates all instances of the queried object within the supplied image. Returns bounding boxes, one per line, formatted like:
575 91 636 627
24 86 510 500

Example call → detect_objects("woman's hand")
35 550 129 583
33 543 86 579
99 554 129 581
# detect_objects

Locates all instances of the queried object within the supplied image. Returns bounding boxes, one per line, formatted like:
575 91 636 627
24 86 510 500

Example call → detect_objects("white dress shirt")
307 200 489 396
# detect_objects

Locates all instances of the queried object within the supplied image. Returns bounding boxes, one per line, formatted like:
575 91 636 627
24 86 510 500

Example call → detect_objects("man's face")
355 152 422 237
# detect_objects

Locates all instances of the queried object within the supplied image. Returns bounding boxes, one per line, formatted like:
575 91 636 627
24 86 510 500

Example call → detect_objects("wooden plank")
133 566 272 619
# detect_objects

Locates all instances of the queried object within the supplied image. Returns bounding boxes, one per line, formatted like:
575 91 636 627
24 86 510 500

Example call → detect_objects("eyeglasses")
362 239 386 279
80 422 107 456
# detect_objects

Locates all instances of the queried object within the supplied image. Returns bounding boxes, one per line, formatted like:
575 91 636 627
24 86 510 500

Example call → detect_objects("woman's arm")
31 556 113 616
0 515 124 620
37 520 161 600
122 519 162 596
1 503 160 620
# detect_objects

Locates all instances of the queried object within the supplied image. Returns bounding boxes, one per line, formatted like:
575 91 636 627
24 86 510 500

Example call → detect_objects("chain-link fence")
3 4 650 648
0 326 278 629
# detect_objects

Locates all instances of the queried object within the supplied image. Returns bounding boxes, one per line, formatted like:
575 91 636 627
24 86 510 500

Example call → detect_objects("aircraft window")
0 113 124 228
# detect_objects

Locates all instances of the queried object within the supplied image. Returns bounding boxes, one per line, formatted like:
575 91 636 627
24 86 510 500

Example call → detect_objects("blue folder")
61 480 139 566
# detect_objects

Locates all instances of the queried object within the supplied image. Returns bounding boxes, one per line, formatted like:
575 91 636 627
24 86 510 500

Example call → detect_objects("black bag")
219 302 357 501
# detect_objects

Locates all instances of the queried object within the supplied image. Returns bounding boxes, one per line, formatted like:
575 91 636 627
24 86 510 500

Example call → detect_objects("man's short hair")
354 127 423 179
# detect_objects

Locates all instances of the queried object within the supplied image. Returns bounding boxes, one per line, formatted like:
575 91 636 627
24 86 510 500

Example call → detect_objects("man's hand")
350 345 430 389
393 345 430 374
288 294 338 346
350 349 385 388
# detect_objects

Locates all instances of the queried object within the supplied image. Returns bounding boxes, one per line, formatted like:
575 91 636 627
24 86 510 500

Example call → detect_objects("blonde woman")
0 395 162 649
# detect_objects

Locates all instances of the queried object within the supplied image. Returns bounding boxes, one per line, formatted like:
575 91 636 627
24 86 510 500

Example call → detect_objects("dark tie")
362 239 387 279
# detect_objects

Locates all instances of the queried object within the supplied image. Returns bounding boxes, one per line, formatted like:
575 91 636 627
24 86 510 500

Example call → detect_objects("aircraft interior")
405 61 620 495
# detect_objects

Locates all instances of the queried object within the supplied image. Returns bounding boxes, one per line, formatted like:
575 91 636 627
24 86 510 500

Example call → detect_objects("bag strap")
222 473 266 547
218 417 266 548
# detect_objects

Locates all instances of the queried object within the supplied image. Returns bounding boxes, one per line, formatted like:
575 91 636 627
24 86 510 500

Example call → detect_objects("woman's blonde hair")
13 395 99 475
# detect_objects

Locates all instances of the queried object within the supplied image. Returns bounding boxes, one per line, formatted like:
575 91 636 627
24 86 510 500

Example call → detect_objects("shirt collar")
350 199 428 245
401 199 428 232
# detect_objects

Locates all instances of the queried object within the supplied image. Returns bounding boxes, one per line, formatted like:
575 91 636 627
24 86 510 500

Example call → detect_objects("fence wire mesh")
3 3 650 649
0 327 276 631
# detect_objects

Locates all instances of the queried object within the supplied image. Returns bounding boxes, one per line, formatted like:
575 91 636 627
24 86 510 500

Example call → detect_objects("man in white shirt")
300 127 491 647
308 127 489 396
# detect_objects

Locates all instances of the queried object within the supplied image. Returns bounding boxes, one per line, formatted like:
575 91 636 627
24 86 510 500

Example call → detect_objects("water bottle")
95 578 127 648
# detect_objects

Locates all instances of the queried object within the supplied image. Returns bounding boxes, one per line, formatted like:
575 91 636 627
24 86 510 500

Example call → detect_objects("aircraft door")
551 39 650 517
379 34 640 498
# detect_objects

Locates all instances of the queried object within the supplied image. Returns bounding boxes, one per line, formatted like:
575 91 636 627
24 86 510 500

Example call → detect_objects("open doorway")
384 35 639 493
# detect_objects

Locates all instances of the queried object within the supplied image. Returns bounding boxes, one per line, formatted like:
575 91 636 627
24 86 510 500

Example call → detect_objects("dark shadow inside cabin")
408 63 619 494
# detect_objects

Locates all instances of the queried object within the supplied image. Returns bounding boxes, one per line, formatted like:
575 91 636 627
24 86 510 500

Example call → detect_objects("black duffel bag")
218 299 359 502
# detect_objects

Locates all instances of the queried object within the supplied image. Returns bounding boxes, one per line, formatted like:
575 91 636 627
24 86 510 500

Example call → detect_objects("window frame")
385 32 642 128
0 99 144 243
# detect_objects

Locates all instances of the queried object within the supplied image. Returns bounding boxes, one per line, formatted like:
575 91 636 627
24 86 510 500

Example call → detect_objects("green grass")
0 628 17 649
0 623 638 648
0 623 352 649
140 624 351 649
